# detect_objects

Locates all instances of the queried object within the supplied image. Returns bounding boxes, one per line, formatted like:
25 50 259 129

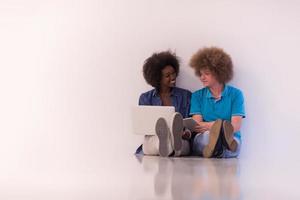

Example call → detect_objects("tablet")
183 117 198 131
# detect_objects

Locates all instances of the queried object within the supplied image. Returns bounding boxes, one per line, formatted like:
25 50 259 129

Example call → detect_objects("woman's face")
160 65 177 88
198 69 219 87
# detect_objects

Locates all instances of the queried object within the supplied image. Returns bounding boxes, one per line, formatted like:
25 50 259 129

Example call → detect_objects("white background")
0 0 300 189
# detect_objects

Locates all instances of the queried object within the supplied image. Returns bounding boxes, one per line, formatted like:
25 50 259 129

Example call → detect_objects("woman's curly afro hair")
189 47 233 84
143 50 179 89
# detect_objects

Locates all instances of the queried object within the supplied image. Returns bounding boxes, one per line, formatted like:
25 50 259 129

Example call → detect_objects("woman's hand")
182 129 192 139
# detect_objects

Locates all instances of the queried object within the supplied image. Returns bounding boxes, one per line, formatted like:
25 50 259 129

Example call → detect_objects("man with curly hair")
136 51 192 157
189 47 246 158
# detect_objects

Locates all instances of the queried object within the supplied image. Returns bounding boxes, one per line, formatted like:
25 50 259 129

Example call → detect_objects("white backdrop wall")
1 0 300 183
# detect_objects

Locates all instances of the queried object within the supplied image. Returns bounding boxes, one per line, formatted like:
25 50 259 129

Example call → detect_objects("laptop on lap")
131 106 175 135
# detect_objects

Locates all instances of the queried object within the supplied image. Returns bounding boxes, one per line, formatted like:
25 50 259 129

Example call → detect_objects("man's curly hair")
143 51 179 89
189 47 233 84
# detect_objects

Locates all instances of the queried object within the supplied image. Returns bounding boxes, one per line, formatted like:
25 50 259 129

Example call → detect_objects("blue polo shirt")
190 85 245 139
139 87 192 118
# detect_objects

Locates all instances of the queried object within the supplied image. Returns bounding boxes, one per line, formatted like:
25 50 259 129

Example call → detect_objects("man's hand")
194 122 214 134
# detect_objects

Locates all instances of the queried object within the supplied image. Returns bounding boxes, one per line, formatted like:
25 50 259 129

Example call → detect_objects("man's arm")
231 116 243 132
192 114 214 134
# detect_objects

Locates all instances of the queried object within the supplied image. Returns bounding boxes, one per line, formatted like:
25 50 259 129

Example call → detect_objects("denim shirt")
138 87 192 118
135 87 192 154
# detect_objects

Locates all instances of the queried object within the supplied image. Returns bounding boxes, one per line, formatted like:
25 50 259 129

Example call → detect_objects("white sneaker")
156 118 173 157
170 113 183 156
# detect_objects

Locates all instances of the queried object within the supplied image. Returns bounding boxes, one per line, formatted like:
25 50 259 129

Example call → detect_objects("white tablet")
183 117 198 132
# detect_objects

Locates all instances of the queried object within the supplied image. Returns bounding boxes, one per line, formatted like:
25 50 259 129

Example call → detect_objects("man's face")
199 69 219 87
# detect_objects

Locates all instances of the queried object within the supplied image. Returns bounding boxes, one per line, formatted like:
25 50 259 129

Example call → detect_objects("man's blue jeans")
192 131 241 158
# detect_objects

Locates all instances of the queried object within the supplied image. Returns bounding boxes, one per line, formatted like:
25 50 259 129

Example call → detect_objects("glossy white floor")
1 152 300 200
123 155 300 200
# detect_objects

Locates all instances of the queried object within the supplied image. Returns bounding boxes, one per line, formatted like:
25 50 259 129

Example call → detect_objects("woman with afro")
189 47 246 158
136 50 192 157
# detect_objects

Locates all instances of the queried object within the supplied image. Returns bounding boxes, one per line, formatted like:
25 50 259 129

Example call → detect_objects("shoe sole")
156 118 170 157
203 119 222 158
172 113 183 156
223 120 237 151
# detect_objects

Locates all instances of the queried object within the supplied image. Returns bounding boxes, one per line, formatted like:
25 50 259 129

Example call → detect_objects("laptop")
131 106 175 135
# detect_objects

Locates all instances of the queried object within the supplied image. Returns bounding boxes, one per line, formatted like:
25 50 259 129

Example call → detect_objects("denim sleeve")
232 90 246 118
138 93 150 105
190 91 202 116
185 91 192 118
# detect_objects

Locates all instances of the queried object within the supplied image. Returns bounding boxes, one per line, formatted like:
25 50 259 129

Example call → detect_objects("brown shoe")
203 119 223 158
222 120 238 152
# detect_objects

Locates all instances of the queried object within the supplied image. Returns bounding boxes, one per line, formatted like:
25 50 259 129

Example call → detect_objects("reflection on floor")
1 154 300 199
132 156 240 200
128 155 300 200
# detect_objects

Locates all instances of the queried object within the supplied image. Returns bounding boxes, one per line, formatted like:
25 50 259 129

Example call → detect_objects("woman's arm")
138 93 150 105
